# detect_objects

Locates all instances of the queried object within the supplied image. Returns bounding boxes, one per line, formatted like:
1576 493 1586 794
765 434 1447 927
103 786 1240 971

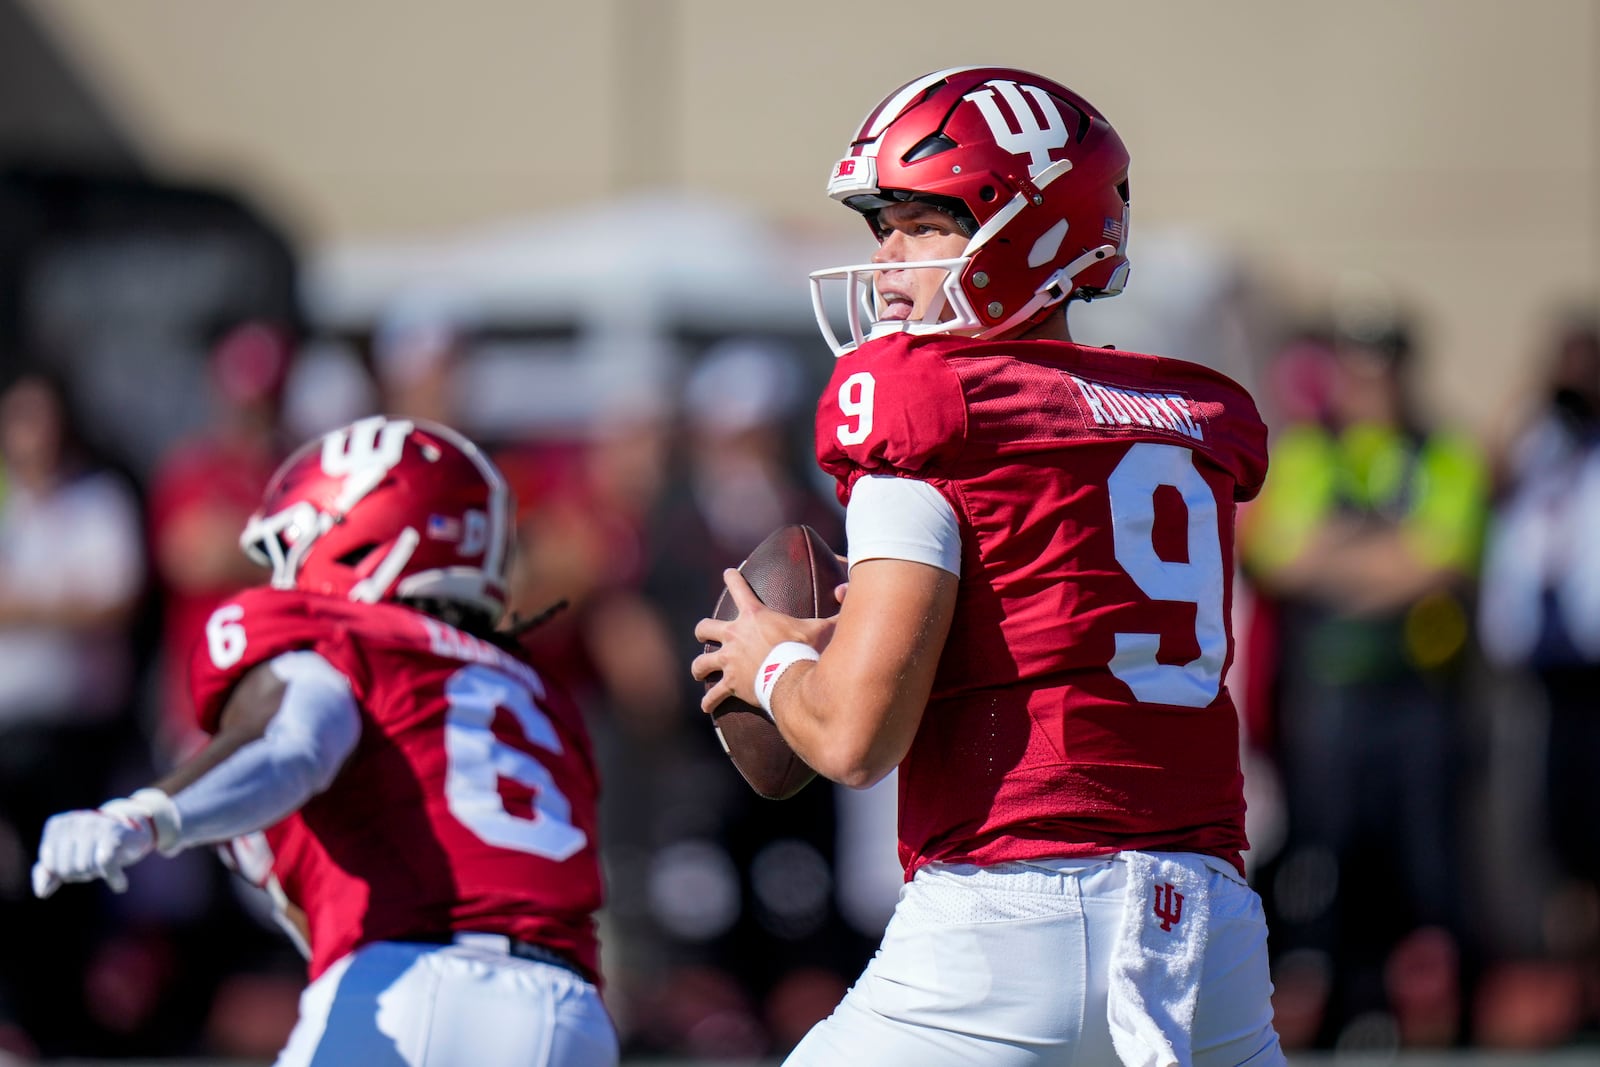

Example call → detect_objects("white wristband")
755 641 820 719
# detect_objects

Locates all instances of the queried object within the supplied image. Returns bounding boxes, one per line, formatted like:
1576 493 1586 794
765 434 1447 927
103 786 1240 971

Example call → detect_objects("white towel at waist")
1107 851 1213 1067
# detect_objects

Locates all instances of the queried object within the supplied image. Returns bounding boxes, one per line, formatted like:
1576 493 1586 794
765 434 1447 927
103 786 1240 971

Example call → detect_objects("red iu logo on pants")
1153 882 1185 932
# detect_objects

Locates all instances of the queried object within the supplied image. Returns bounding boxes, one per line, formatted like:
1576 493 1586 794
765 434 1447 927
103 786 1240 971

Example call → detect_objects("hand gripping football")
704 524 844 800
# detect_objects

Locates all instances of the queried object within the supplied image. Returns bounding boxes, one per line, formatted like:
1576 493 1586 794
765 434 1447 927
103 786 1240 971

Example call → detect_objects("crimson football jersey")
816 333 1268 878
189 587 604 983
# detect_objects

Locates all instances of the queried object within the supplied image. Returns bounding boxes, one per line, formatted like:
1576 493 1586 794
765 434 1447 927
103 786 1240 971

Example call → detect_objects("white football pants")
273 937 618 1067
785 852 1285 1067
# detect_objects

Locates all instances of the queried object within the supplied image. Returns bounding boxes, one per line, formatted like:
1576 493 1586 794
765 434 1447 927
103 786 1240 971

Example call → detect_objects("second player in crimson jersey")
33 415 618 1067
188 586 603 985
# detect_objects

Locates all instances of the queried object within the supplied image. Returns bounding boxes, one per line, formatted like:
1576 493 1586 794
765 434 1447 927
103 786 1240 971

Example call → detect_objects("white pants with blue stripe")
273 935 617 1067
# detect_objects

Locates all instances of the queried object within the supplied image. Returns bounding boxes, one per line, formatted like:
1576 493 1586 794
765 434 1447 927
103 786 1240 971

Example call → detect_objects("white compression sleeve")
168 651 361 850
845 474 962 575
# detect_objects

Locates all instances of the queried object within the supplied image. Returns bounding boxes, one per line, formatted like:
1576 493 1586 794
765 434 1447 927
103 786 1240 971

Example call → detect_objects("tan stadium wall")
24 0 1600 433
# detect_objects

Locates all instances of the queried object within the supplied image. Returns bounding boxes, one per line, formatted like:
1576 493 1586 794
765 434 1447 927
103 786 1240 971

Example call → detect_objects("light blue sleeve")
170 651 361 848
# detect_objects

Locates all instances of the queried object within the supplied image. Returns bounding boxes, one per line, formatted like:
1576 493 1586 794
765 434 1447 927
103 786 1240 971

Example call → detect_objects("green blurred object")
1242 419 1488 679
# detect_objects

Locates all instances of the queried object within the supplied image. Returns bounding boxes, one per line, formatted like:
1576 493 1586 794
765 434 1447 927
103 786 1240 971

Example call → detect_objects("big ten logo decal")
829 153 877 198
321 416 415 508
963 80 1070 178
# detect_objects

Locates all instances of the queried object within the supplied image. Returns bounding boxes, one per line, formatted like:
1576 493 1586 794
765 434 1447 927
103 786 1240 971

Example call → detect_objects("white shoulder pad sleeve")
845 475 961 576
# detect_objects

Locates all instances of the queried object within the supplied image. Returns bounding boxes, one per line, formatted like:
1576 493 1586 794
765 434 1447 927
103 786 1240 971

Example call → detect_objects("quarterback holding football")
694 66 1286 1066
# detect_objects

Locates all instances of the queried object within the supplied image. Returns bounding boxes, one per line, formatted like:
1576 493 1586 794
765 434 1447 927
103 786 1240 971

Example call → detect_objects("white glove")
32 789 181 898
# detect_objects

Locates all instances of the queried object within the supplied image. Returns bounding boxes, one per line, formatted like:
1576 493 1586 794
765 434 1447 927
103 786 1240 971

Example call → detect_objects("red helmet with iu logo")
240 416 513 622
811 66 1131 355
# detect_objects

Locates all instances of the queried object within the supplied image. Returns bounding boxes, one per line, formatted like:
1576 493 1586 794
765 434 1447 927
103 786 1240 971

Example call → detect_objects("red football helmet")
240 416 513 621
811 66 1131 355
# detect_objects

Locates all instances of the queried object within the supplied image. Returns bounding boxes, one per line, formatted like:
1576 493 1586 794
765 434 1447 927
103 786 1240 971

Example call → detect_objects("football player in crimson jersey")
33 416 618 1067
694 67 1286 1066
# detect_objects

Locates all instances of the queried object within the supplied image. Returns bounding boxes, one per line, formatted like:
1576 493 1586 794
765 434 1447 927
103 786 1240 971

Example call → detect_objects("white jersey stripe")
862 66 986 139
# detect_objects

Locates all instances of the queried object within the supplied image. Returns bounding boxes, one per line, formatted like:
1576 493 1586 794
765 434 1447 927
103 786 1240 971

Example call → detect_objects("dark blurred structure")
0 0 141 176
1 0 300 471
1240 308 1491 1052
0 169 300 475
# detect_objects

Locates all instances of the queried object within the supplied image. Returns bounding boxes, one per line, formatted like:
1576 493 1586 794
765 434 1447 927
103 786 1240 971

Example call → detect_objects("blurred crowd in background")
0 164 1598 1064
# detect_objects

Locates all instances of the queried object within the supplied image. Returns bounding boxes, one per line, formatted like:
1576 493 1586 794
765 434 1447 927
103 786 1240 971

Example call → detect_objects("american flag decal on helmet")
426 514 463 542
1102 216 1125 243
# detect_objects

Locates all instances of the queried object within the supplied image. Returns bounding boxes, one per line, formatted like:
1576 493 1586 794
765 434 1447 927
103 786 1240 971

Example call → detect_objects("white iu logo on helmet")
964 80 1070 178
322 416 415 511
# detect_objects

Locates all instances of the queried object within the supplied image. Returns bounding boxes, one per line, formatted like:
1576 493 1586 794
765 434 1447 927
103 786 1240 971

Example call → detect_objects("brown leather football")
704 523 843 800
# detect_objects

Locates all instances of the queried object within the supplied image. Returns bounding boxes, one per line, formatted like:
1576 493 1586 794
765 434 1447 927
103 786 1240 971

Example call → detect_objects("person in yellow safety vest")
1239 311 1488 1051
